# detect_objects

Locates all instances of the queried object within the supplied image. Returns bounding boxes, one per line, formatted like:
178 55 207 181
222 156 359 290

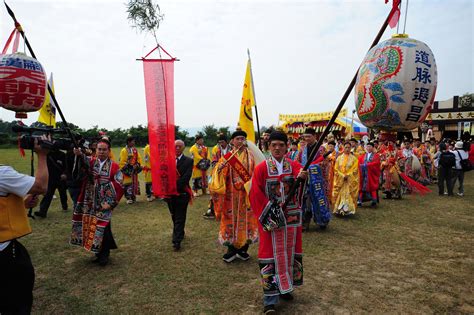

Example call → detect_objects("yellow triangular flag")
238 60 255 142
37 73 56 127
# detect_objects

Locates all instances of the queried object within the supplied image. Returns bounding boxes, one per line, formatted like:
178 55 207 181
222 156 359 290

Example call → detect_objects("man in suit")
166 140 193 251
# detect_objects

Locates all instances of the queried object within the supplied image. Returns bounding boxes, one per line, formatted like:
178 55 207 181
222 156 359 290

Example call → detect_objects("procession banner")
142 58 177 197
279 108 348 123
238 60 256 142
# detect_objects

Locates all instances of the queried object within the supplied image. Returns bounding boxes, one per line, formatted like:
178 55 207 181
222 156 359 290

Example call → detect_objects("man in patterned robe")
249 131 308 313
71 139 123 266
358 142 381 207
213 131 258 262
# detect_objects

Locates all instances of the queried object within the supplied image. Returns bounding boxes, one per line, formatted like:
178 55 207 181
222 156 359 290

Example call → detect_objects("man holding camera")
0 139 49 314
34 149 68 217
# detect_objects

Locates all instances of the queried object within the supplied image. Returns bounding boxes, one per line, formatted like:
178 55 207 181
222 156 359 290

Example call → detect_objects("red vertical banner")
142 58 177 197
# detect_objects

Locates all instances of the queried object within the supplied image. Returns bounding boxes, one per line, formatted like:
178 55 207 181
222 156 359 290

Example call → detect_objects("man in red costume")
249 131 308 314
357 142 381 207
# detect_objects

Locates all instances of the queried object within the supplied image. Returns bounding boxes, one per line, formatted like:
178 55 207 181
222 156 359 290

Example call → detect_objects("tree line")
0 119 233 148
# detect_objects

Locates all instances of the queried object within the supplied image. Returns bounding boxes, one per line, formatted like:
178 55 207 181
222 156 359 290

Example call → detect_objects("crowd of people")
1 126 472 314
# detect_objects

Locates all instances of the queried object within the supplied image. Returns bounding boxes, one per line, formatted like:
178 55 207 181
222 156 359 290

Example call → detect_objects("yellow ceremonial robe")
333 153 359 216
143 144 152 183
119 146 143 185
189 144 209 179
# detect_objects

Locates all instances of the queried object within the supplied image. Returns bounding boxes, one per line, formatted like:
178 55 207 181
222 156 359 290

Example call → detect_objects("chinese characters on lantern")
406 50 433 123
0 55 47 112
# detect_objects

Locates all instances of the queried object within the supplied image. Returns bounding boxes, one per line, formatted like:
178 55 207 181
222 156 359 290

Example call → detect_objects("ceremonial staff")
4 1 78 146
283 1 402 209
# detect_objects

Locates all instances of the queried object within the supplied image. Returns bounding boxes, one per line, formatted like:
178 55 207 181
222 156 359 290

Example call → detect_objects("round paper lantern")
354 35 437 132
0 52 47 118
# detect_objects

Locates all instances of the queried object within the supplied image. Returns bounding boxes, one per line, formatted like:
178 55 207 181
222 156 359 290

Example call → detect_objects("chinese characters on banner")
426 111 474 120
142 59 177 197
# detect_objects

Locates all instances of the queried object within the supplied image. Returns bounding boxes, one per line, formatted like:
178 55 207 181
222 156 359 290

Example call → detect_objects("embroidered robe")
249 157 303 296
214 148 258 248
71 158 123 253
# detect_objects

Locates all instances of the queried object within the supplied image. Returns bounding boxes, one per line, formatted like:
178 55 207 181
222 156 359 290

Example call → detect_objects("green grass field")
1 148 473 314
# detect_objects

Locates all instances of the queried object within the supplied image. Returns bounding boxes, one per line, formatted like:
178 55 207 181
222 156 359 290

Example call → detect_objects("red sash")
223 151 251 182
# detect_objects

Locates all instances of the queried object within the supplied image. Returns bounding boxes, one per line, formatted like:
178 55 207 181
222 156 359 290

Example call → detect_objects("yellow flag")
37 73 56 127
238 60 255 142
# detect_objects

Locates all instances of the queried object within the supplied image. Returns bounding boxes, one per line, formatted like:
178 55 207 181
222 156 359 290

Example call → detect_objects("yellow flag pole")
247 49 261 148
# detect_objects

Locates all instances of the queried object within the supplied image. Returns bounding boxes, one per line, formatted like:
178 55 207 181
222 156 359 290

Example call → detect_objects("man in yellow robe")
119 136 143 204
189 135 210 197
333 142 359 215
213 131 258 263
143 144 153 202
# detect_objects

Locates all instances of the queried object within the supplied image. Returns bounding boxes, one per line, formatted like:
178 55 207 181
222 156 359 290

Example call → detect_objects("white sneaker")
126 200 134 204
147 197 153 202
457 192 464 197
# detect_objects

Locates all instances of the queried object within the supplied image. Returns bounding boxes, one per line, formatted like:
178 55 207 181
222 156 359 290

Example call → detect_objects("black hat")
303 127 316 135
231 130 247 139
217 134 228 142
269 131 288 144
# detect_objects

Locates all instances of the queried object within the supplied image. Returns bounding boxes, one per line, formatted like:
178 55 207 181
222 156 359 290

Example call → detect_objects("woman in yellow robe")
189 135 210 196
143 144 153 201
333 142 359 216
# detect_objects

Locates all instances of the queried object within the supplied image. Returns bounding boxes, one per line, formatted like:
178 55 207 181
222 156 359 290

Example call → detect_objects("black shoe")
280 293 294 301
98 256 109 266
357 201 362 207
223 248 237 263
173 243 181 251
34 211 46 218
92 255 100 264
302 221 310 232
202 211 215 220
370 201 377 208
263 304 276 314
319 225 327 230
236 251 250 261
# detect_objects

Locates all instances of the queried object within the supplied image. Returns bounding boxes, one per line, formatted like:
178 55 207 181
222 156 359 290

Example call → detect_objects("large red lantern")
0 52 47 118
355 34 437 137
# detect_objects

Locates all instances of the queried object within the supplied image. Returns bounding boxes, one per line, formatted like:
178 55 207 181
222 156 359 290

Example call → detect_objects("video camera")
12 124 75 151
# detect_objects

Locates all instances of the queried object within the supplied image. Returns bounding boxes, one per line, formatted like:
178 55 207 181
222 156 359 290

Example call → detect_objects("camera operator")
0 137 49 314
34 149 68 218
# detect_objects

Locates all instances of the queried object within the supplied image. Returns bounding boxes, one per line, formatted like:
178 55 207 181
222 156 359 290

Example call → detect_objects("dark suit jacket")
176 155 193 194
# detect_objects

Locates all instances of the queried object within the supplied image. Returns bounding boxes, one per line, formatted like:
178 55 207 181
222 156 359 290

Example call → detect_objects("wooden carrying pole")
283 2 401 209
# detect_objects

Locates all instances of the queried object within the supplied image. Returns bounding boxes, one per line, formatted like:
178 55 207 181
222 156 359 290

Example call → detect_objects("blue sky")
0 0 472 130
